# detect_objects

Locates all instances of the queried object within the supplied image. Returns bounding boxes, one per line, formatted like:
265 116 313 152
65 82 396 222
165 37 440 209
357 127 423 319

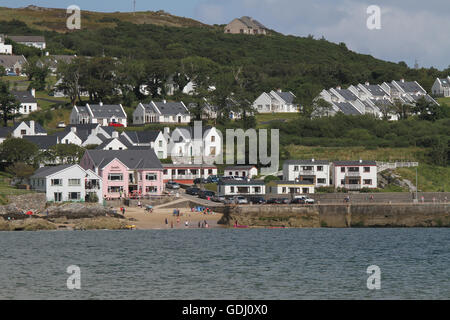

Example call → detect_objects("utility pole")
133 0 136 15
415 167 418 202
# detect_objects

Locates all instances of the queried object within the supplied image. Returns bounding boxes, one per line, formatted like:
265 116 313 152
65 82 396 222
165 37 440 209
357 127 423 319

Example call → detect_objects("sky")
1 0 449 70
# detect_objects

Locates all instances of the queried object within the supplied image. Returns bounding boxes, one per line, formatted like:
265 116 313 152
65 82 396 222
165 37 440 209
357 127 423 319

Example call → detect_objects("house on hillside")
0 34 12 55
133 101 190 124
431 77 450 97
11 120 47 138
30 164 102 203
70 103 128 127
23 135 59 151
282 159 330 187
12 89 38 115
224 16 268 35
252 90 299 113
0 54 27 75
331 160 377 190
162 164 218 184
120 130 168 159
80 149 164 199
7 35 46 50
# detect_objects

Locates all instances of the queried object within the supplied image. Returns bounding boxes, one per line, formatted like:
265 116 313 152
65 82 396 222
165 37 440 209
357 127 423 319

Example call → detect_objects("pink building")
80 149 164 199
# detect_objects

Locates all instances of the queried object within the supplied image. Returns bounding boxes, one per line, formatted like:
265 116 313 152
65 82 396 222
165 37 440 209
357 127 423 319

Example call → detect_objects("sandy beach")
119 206 224 230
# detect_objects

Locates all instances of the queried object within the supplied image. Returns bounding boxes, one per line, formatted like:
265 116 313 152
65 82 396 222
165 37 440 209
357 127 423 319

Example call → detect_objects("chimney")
99 101 103 106
400 79 405 83
30 88 35 98
112 131 119 139
163 99 167 104
29 120 35 134
164 127 170 136
71 127 77 133
365 82 369 86
359 159 363 163
277 88 282 93
311 158 315 162
336 86 341 90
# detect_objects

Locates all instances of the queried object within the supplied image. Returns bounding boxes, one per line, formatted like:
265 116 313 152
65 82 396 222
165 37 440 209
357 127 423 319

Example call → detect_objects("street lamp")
415 167 418 203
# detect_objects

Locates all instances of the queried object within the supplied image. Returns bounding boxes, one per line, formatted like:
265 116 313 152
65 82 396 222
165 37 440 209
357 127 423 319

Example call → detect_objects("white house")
55 127 83 146
12 89 38 115
224 166 258 178
283 159 330 187
167 125 222 162
120 130 168 159
253 90 299 113
10 120 46 138
0 34 12 55
7 35 46 50
96 132 129 151
70 103 128 127
30 164 102 203
331 160 377 190
217 180 266 197
133 101 190 125
162 164 217 184
431 77 450 97
266 180 315 195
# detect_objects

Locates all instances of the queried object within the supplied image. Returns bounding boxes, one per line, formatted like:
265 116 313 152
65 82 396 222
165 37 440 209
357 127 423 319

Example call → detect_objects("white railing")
377 161 419 172
346 171 361 177
299 170 315 175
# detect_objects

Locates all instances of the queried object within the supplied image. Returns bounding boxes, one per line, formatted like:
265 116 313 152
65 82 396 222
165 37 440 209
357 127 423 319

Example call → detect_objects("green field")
0 172 34 205
255 112 299 127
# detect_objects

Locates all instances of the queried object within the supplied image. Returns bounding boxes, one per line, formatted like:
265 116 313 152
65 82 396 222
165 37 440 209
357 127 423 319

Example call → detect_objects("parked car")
186 187 200 195
198 190 215 200
293 196 315 204
166 181 180 189
266 198 280 204
57 121 66 128
279 198 290 204
193 178 207 185
109 122 124 127
234 196 248 204
232 176 245 181
206 175 219 183
212 195 226 203
249 196 266 204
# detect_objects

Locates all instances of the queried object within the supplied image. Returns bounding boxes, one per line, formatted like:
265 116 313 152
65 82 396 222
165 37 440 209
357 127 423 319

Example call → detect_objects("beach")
120 206 224 230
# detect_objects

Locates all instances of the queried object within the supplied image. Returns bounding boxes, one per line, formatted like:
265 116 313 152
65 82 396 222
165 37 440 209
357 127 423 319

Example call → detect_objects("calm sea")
0 228 448 299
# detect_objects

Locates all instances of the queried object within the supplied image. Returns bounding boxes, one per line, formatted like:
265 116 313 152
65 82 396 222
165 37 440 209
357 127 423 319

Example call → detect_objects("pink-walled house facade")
80 149 164 199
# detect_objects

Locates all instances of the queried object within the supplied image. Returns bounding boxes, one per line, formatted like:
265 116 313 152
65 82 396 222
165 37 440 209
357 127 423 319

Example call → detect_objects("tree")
6 162 35 183
0 138 38 164
392 99 411 120
143 59 173 98
56 57 85 106
413 96 442 122
310 98 333 118
0 80 20 126
50 144 86 164
23 56 50 91
429 138 449 166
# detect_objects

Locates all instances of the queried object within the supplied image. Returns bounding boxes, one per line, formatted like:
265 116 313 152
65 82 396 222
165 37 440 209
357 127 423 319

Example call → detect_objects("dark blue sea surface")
0 228 448 299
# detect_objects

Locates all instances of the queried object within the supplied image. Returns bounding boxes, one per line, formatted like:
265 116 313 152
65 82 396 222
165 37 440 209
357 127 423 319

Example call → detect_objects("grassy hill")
0 5 209 32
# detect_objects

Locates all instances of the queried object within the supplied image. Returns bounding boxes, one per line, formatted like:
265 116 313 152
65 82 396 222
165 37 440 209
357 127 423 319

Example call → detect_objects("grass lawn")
255 112 299 128
437 97 450 105
0 172 34 205
395 164 450 192
1 75 30 91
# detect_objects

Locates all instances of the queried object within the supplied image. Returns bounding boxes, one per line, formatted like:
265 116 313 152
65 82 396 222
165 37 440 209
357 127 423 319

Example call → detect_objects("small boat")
124 225 136 230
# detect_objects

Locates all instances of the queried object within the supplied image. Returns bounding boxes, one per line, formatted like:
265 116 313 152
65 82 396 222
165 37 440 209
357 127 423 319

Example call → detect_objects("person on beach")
185 221 189 227
165 218 168 225
171 221 173 228
198 221 201 228
122 207 126 215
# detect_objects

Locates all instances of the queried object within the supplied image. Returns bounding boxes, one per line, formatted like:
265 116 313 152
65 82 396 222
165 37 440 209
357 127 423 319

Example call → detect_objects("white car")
234 196 248 204
294 195 315 204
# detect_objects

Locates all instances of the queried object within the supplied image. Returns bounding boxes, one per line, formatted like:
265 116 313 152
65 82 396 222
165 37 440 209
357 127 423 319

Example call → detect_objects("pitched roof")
333 160 377 166
334 102 361 115
238 16 267 30
123 130 161 144
12 121 46 134
0 55 27 68
362 84 387 96
11 90 37 104
394 81 425 94
268 180 314 186
23 135 58 150
218 179 265 186
271 91 296 104
153 101 189 115
86 149 163 170
0 126 13 138
224 165 257 170
31 164 73 178
88 104 126 118
284 160 330 165
335 88 358 101
8 35 46 43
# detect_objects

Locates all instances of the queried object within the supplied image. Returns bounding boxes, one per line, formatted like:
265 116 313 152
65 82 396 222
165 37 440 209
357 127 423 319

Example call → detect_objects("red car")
109 122 124 127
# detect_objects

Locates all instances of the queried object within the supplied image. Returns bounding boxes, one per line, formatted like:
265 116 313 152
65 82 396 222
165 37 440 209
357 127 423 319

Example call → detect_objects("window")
146 173 157 181
21 129 26 135
108 173 123 181
340 167 345 173
348 167 359 172
341 179 345 185
230 186 235 193
363 179 372 185
159 140 163 147
317 178 326 184
211 136 215 142
208 169 213 174
69 192 81 200
210 147 216 155
229 171 233 176
294 166 299 171
108 186 123 193
145 186 158 193
364 167 370 173
254 187 261 193
282 187 286 193
68 179 80 186
317 166 323 171
158 151 164 158
51 179 62 186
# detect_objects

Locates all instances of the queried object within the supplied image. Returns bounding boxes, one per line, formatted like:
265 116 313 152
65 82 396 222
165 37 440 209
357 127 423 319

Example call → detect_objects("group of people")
164 218 209 229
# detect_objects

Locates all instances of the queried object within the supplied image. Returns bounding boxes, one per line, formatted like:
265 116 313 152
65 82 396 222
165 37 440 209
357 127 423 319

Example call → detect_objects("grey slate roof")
141 103 159 113
333 160 377 166
335 102 361 115
31 164 73 178
75 106 90 116
440 78 450 88
335 89 358 101
13 121 46 134
224 165 257 170
86 149 163 170
0 55 27 69
218 179 265 186
123 131 160 144
153 101 189 115
89 104 126 118
23 135 58 150
8 35 46 43
269 180 314 185
0 127 13 138
363 84 387 96
11 91 37 104
238 16 267 30
395 81 425 94
273 91 295 104
284 160 330 165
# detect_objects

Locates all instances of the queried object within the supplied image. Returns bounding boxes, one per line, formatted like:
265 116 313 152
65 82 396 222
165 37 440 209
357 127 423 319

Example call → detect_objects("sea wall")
219 203 450 228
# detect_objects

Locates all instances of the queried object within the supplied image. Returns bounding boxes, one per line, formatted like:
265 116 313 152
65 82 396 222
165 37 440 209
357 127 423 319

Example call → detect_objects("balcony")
345 171 361 177
85 182 100 190
299 170 315 175
345 184 362 190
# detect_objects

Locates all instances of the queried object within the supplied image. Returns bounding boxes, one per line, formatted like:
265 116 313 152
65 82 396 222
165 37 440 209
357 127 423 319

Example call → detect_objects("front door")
54 192 62 202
